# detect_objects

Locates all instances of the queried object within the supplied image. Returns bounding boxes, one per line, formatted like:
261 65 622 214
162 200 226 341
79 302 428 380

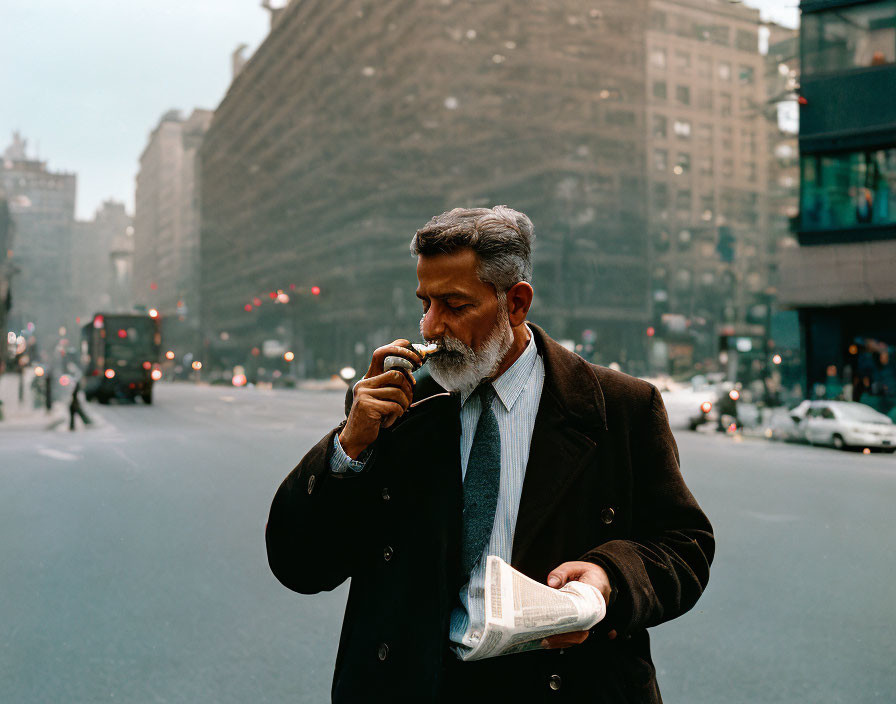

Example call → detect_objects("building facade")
72 199 133 321
779 0 896 410
644 0 773 378
200 0 652 380
1 133 77 353
134 109 213 359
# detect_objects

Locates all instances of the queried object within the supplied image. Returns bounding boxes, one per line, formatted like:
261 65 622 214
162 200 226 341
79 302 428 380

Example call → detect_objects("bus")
80 313 162 404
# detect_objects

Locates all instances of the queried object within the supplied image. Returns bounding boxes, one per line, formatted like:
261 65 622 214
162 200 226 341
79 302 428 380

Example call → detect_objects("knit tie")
461 383 501 575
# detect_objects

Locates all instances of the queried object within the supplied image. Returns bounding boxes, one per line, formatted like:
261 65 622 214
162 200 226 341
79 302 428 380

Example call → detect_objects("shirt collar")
462 326 539 412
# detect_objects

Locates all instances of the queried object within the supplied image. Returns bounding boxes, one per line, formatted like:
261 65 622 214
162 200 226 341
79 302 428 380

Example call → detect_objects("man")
266 206 713 703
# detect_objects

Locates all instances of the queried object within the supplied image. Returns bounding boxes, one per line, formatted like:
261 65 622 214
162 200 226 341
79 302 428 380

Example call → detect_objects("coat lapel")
510 324 608 568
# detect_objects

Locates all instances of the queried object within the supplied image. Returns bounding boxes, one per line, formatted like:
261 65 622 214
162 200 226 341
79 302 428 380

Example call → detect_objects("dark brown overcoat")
266 324 714 703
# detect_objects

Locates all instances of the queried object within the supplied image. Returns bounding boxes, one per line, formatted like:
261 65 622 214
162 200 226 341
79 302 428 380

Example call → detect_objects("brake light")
151 369 162 381
142 361 152 370
700 401 712 414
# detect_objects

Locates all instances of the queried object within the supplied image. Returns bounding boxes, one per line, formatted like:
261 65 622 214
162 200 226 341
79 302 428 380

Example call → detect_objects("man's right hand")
338 339 422 459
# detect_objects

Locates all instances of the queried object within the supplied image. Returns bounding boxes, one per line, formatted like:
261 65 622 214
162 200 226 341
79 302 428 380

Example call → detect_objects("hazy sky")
1 0 798 220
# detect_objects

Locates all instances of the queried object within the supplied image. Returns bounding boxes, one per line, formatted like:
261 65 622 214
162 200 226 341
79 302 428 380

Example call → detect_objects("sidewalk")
0 370 68 432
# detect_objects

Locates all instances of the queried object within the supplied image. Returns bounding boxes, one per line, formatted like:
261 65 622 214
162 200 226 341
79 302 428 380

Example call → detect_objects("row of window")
651 118 759 152
649 10 758 53
801 148 896 231
802 1 896 76
652 183 760 222
653 149 759 181
651 81 755 115
650 48 756 85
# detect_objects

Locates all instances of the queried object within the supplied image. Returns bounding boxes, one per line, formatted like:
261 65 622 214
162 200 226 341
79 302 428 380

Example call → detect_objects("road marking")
37 448 79 461
742 510 800 523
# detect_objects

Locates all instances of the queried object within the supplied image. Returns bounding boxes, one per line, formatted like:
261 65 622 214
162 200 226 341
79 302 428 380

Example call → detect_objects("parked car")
767 400 812 443
802 401 896 452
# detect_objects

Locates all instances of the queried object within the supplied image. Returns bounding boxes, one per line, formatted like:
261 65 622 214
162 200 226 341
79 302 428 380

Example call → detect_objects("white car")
802 401 896 452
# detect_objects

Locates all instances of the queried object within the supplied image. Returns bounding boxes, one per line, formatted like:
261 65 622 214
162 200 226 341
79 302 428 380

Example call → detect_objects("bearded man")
266 206 714 703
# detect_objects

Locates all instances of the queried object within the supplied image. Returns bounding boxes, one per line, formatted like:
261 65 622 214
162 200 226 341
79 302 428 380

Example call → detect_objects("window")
653 80 667 99
652 114 668 138
736 29 757 52
673 119 691 138
700 193 714 218
675 50 691 73
801 148 896 231
699 157 714 177
650 48 667 69
721 126 733 151
720 92 732 117
738 65 755 84
654 148 668 171
676 85 691 105
653 182 668 208
676 152 691 174
676 189 692 212
739 96 752 113
745 162 757 182
697 90 713 111
697 56 712 79
802 1 896 74
697 123 713 144
650 10 667 31
742 129 757 154
722 158 734 178
718 61 731 81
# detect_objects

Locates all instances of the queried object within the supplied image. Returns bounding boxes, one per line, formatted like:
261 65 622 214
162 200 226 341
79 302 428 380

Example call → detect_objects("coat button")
381 487 390 501
306 475 316 494
377 642 389 661
383 546 394 562
549 674 562 691
601 507 615 524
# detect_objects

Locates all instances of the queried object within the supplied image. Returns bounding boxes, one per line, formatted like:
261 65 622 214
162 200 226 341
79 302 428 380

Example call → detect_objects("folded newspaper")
460 555 607 661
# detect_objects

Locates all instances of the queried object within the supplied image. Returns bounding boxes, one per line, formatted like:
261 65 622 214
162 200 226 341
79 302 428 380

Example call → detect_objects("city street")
2 382 895 703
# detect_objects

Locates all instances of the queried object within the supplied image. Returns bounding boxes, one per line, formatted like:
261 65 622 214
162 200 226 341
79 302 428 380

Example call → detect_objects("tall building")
779 0 896 410
0 133 76 352
644 0 771 377
134 108 213 357
72 199 133 319
200 0 651 380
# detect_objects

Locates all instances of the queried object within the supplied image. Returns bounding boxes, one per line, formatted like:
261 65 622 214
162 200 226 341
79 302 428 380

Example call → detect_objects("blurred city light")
148 309 159 318
151 369 162 381
165 350 175 360
729 389 740 401
59 375 71 386
772 354 782 365
232 373 247 387
284 351 295 362
105 369 115 379
311 286 321 296
340 366 356 380
191 361 202 370
34 366 45 377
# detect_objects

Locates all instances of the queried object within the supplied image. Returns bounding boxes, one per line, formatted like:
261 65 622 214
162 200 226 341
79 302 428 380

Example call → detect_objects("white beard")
421 297 514 397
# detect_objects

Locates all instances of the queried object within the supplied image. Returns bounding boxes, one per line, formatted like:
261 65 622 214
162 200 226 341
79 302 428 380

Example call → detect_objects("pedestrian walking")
69 381 91 431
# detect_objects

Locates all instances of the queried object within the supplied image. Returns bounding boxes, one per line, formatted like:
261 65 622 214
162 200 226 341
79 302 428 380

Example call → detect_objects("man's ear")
505 282 534 327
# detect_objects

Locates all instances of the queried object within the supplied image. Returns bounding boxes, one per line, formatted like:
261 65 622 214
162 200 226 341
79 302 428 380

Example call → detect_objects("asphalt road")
2 383 895 703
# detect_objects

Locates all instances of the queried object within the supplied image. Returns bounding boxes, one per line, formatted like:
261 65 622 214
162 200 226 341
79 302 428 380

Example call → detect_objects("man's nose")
421 308 445 341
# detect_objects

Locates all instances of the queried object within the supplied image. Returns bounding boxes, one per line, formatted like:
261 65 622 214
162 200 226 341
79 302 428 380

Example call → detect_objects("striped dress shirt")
448 333 544 657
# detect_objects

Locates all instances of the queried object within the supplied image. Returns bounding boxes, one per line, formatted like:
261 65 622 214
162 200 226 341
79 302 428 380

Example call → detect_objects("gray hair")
410 205 535 292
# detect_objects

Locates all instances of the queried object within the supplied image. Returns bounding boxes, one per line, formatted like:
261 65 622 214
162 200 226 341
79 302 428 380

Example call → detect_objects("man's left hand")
541 561 615 649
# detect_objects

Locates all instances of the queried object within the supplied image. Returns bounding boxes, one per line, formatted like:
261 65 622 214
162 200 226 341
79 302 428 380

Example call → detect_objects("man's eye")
449 304 471 312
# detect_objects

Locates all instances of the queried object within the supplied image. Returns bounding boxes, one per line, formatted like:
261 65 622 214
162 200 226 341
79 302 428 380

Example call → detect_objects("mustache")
423 336 470 356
